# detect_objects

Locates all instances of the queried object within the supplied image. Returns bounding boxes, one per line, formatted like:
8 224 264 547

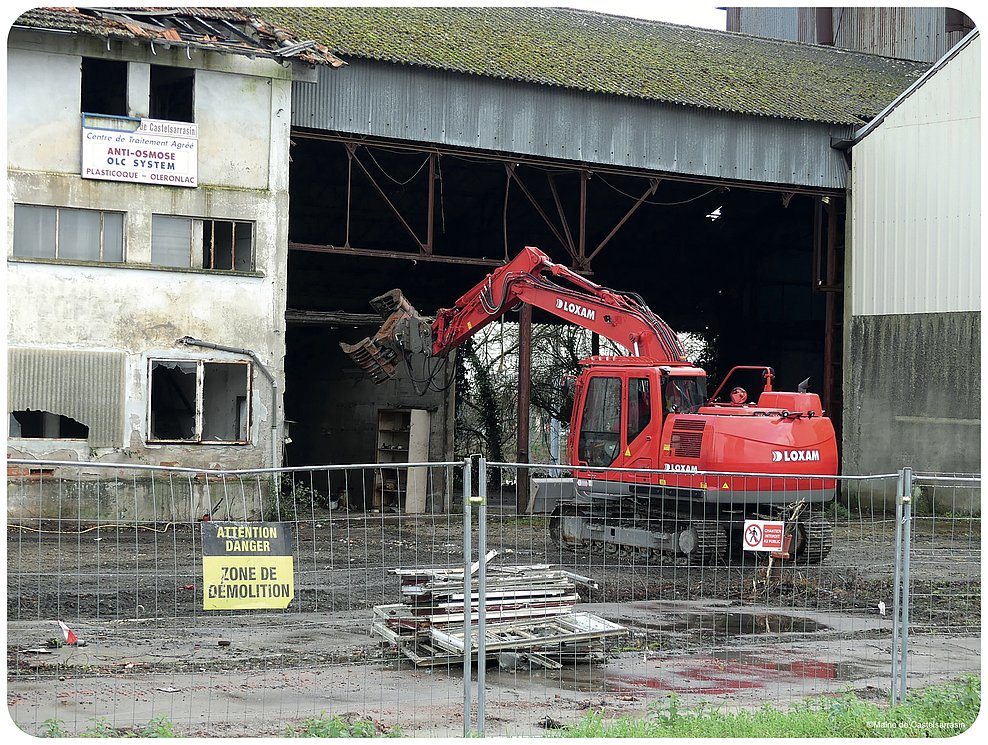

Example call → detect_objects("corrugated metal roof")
12 7 346 67
258 5 930 125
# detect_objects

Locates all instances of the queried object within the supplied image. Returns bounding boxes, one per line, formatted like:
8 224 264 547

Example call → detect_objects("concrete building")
6 8 341 474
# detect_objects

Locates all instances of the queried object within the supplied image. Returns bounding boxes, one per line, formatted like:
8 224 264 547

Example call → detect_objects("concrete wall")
843 312 980 475
6 30 294 471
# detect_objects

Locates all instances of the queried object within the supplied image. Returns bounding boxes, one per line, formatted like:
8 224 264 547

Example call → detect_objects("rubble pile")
371 553 626 667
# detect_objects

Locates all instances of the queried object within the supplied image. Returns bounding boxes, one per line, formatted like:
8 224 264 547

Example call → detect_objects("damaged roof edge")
11 7 347 69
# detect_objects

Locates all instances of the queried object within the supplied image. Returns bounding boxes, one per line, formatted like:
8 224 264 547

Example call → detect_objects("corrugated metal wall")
7 348 126 447
293 61 852 190
850 34 980 315
731 7 968 64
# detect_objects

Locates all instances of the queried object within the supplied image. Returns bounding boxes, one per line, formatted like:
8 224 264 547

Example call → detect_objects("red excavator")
342 246 838 563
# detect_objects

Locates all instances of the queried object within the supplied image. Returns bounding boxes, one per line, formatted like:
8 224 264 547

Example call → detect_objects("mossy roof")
255 5 930 126
19 6 929 126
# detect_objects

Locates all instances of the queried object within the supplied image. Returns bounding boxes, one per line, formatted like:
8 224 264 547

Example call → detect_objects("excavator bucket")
340 289 433 383
370 288 419 319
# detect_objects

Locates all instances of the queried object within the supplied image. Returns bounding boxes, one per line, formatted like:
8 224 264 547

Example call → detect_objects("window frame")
81 57 129 117
147 358 252 445
151 215 255 271
13 204 125 263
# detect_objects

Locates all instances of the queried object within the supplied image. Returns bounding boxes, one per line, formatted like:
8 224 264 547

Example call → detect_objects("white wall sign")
741 519 785 552
82 119 198 187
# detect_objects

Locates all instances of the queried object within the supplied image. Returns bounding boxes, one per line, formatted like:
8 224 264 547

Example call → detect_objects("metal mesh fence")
898 473 981 691
5 459 980 738
6 460 467 738
473 462 981 737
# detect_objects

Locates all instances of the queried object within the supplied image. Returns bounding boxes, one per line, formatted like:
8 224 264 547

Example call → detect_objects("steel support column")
517 303 532 512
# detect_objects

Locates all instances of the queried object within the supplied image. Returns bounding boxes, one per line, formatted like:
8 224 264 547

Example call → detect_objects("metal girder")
288 241 503 267
344 143 435 254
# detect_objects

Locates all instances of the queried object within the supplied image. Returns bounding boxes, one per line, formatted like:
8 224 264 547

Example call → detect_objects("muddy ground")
5 507 982 737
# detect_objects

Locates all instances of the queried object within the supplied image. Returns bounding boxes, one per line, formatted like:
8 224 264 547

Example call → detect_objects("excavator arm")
342 246 688 382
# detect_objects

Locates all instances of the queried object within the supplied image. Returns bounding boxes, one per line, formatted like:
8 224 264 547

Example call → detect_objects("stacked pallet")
371 552 625 667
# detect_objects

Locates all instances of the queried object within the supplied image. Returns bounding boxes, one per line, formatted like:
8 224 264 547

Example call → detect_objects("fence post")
462 457 473 737
891 466 914 706
476 456 488 737
900 466 913 704
891 469 903 706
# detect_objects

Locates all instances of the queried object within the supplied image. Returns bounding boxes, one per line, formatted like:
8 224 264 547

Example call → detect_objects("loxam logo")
663 463 699 473
555 298 596 321
772 449 821 463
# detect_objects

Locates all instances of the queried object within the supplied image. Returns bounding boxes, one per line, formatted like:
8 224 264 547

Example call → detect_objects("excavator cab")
569 360 707 471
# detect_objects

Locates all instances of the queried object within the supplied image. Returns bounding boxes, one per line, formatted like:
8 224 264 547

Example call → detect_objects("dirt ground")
5 509 982 737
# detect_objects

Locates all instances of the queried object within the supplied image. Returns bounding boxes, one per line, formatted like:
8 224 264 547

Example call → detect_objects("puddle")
629 610 828 638
482 650 859 696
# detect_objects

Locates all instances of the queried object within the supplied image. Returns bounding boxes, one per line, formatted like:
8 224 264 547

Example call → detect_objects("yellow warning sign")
201 522 295 611
624 447 631 456
722 482 730 489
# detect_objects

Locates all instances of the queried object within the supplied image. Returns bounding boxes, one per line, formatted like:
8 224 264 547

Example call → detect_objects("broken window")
13 204 124 262
151 215 254 270
80 58 194 122
81 58 128 116
150 65 195 122
9 410 90 439
149 360 250 443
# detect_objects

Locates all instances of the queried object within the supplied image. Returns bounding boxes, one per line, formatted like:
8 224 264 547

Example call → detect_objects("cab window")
664 377 706 414
627 377 651 443
577 376 622 467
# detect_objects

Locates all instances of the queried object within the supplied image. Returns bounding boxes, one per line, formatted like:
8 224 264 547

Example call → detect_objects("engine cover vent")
671 420 706 458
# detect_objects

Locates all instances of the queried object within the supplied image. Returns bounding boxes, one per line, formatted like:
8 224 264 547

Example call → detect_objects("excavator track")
549 505 728 565
792 514 834 564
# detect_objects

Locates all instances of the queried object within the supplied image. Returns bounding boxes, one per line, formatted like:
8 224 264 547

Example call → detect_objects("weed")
40 718 65 738
283 713 401 738
36 715 178 738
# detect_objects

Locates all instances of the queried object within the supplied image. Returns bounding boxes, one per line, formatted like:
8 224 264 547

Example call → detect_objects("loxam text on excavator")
341 246 838 564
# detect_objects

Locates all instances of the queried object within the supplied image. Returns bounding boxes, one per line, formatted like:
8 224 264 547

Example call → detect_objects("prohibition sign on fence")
742 519 786 552
744 523 762 548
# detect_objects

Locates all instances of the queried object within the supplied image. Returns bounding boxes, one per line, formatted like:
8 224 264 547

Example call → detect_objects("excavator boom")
342 246 688 380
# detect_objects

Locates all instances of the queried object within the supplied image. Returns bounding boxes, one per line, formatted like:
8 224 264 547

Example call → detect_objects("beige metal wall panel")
8 348 126 447
850 35 980 316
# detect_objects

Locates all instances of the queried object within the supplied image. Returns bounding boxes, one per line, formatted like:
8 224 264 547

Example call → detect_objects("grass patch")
284 714 402 738
39 715 176 737
555 675 980 738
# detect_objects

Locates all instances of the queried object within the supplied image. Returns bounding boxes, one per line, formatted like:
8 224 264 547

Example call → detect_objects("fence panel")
7 460 980 738
899 473 981 689
6 460 468 738
470 461 980 737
